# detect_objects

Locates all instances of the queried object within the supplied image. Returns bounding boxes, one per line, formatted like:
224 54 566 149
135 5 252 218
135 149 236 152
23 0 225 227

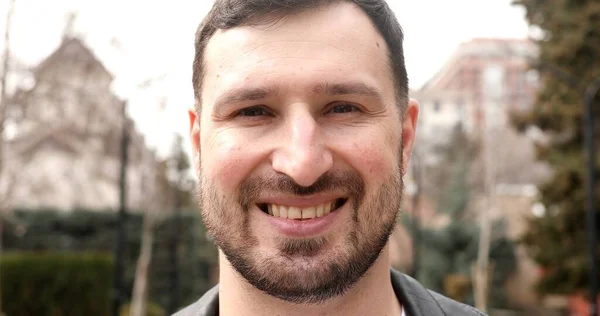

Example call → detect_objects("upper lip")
255 194 346 208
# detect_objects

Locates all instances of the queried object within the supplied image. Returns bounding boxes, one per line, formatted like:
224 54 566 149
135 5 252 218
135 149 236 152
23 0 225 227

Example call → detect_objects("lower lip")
260 204 344 238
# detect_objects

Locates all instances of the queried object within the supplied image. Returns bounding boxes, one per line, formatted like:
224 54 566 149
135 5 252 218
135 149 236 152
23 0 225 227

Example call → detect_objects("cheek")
202 131 259 190
352 142 394 182
340 130 398 181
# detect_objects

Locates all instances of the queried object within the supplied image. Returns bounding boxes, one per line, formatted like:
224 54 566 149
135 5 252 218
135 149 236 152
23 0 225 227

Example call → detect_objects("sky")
0 0 532 157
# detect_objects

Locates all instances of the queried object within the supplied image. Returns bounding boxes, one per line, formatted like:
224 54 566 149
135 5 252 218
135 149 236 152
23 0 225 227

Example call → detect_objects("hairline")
193 0 408 118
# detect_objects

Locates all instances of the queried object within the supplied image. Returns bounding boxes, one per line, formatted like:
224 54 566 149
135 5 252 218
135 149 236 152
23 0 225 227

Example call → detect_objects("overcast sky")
0 0 531 157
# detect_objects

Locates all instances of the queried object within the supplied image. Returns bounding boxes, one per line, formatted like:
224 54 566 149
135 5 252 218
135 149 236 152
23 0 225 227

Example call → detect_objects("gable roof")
420 38 537 91
33 37 113 80
8 124 85 158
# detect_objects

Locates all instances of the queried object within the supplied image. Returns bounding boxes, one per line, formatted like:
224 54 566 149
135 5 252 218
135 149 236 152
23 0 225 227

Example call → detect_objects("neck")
218 244 402 316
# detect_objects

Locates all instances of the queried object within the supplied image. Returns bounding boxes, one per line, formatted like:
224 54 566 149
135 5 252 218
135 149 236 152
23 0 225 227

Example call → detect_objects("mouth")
257 198 347 221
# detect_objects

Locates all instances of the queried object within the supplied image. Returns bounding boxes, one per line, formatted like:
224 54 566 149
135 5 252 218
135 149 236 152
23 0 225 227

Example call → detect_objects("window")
526 69 539 84
433 100 441 112
456 98 465 121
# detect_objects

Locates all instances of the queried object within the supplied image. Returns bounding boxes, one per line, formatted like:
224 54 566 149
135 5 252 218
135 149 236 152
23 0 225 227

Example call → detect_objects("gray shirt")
173 269 487 316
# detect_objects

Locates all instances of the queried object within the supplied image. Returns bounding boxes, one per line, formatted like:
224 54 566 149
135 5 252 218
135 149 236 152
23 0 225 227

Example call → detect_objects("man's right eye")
236 107 270 117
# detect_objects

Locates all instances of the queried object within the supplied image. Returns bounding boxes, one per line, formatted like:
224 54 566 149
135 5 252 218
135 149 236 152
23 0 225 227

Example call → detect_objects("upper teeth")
267 202 335 219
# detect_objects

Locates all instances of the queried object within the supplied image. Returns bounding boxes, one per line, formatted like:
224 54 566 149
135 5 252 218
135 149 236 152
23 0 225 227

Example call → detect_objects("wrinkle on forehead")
200 2 393 112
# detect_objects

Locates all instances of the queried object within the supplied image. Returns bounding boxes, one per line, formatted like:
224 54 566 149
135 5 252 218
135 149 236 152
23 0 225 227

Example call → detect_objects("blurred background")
0 0 598 315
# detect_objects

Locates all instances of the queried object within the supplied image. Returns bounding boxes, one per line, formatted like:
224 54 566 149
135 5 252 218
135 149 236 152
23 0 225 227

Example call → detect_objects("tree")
512 0 600 296
129 149 163 316
0 1 16 314
129 133 194 316
166 133 193 315
407 125 518 309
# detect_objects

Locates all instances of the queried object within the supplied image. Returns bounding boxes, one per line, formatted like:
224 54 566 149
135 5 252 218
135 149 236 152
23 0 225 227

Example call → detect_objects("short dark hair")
193 0 409 115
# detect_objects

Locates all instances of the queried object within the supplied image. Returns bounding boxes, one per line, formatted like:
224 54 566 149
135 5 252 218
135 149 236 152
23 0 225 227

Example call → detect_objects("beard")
197 158 404 304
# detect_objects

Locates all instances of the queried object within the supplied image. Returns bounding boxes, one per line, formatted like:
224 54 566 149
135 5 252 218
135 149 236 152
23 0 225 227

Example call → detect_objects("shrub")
120 302 165 316
3 209 218 312
1 252 114 316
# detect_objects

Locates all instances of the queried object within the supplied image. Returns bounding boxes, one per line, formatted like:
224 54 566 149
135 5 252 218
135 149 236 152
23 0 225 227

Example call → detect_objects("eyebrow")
312 82 383 101
213 81 384 110
214 85 280 110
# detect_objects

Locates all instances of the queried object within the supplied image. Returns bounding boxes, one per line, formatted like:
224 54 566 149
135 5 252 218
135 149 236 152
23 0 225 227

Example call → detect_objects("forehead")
201 2 394 109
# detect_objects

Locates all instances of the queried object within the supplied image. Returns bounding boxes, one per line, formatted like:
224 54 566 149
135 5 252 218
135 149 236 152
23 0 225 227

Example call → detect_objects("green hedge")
1 252 114 316
3 209 218 312
120 302 165 316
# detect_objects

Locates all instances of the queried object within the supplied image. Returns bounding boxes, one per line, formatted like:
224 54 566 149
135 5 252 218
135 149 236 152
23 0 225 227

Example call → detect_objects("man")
177 0 486 315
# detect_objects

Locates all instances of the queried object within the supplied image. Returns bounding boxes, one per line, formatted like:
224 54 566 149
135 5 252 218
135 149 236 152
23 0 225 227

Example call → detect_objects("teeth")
325 202 332 215
302 207 316 219
288 207 302 219
279 206 288 219
316 205 324 217
265 201 341 219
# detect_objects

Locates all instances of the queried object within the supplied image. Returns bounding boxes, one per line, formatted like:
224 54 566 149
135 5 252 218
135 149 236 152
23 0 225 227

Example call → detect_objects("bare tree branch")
0 2 17 314
0 0 16 182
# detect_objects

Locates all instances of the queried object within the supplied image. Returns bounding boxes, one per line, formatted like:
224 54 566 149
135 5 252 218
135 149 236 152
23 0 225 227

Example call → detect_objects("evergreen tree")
513 0 600 295
407 126 517 308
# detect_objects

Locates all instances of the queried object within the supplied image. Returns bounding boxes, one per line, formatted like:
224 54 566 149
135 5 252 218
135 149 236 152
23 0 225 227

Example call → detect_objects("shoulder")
426 290 488 316
172 285 219 316
390 269 487 316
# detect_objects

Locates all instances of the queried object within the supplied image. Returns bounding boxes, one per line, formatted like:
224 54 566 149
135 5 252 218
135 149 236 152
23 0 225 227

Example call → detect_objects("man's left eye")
328 103 359 114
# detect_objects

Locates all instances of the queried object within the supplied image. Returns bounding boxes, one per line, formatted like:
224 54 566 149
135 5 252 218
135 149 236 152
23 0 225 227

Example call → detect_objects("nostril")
270 142 333 188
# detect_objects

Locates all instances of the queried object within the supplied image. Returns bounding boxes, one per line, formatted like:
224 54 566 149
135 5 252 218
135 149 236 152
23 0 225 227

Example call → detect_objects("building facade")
414 38 539 140
4 37 157 211
398 38 549 310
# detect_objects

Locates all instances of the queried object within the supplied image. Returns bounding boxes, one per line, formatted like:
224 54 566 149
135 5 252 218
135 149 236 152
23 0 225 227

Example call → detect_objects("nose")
271 108 333 187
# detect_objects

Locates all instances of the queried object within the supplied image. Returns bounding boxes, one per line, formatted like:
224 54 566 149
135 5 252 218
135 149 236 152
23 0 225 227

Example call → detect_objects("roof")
33 37 113 80
8 124 86 158
419 38 537 91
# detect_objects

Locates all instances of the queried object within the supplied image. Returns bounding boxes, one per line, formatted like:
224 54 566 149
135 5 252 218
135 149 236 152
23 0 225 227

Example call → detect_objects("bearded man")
176 1 487 315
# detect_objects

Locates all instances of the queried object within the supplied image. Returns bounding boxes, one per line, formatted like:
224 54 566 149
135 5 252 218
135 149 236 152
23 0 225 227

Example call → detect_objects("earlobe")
401 99 419 175
188 109 201 176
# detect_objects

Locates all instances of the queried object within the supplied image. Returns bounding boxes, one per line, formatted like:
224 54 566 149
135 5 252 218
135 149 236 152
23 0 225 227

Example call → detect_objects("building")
3 37 158 211
413 38 539 141
406 38 545 186
398 38 550 310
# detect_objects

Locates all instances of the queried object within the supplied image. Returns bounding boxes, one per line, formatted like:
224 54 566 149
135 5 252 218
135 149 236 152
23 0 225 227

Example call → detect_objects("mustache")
238 170 365 210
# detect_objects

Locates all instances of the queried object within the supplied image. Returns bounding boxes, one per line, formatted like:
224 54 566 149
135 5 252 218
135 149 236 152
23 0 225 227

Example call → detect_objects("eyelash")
235 106 272 118
325 102 361 115
234 102 362 119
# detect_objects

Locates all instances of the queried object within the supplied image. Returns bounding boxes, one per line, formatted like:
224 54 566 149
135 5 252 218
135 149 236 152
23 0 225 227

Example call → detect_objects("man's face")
190 2 418 304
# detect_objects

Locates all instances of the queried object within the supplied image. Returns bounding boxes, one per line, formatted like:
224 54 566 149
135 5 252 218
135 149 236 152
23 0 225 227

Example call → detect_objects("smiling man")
176 1 486 316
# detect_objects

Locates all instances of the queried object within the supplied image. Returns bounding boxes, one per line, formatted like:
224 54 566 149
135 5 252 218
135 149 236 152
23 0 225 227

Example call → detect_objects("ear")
401 99 419 175
189 108 201 176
